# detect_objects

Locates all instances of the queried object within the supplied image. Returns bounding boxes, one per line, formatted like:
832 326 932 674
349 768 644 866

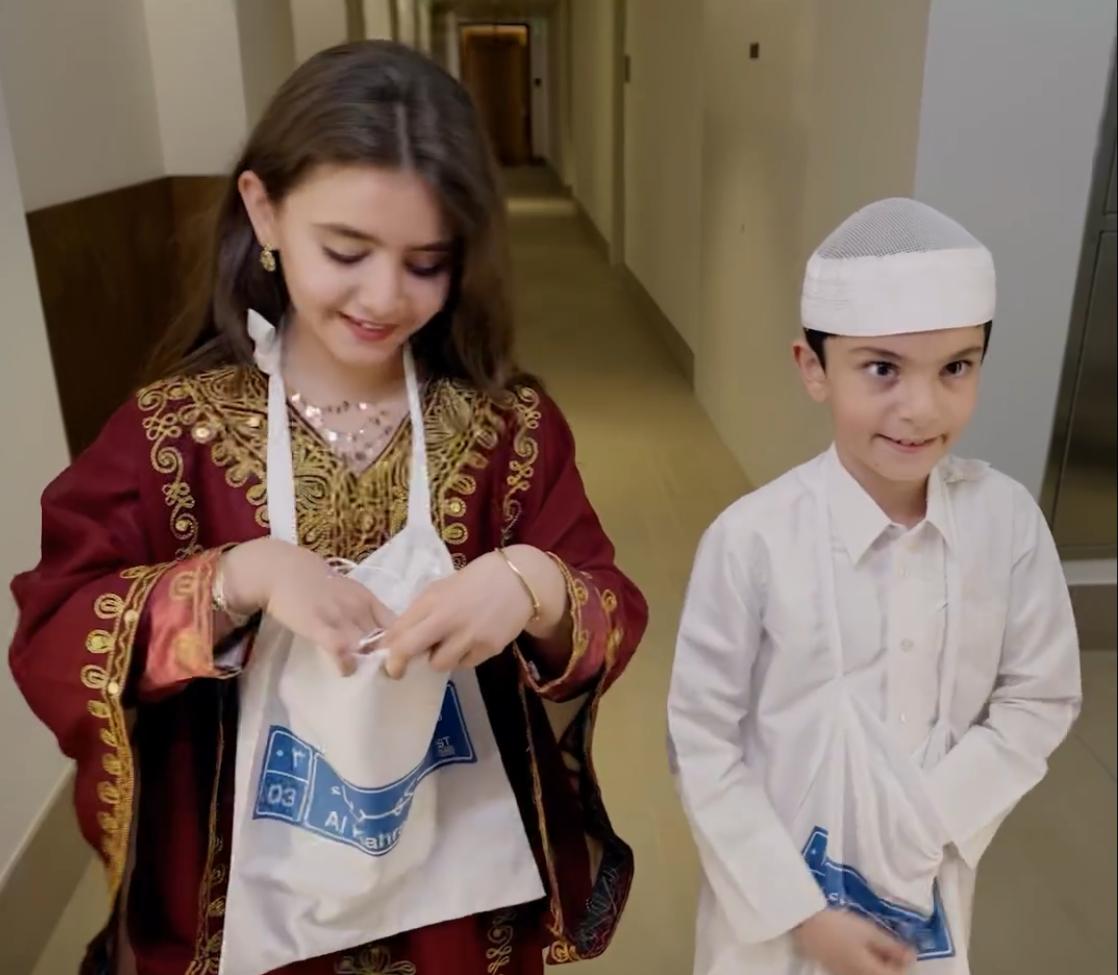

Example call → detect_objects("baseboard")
573 199 610 262
1070 583 1116 652
618 264 695 387
0 769 94 973
1063 558 1117 587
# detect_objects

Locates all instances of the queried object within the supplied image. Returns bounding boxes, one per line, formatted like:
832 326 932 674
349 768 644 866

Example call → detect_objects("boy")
668 199 1081 975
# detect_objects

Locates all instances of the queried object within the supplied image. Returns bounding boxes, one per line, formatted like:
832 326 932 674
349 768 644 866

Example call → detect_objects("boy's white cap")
801 198 995 336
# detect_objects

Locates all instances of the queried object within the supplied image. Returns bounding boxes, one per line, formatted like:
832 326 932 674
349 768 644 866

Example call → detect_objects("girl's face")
240 163 454 373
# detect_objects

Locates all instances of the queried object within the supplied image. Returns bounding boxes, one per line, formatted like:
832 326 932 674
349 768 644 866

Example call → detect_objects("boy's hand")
793 910 916 975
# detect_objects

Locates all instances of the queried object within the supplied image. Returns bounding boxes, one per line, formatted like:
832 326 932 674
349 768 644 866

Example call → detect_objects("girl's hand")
380 547 567 679
221 539 393 676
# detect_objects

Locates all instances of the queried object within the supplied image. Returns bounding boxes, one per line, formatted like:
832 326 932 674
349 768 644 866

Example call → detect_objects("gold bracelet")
498 548 541 623
212 563 251 628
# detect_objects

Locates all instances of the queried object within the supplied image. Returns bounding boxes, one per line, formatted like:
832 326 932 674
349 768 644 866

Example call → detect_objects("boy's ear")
792 339 829 403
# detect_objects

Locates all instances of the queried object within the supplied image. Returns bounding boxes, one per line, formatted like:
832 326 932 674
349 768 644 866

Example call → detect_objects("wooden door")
460 25 531 166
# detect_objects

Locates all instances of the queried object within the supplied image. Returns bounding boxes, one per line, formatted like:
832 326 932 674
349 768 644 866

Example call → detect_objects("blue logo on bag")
802 827 955 960
254 682 477 856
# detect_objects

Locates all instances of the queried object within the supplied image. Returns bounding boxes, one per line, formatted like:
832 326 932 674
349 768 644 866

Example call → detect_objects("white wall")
695 0 929 486
799 2 930 260
0 76 74 882
396 0 417 47
570 0 616 244
623 0 703 348
416 0 433 55
0 0 296 192
914 0 1116 498
528 17 551 163
443 10 461 78
291 0 348 63
0 0 163 209
364 0 394 40
236 0 298 128
550 0 572 186
143 0 249 175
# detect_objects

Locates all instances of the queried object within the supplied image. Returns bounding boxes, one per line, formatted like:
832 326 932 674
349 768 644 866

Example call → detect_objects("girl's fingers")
429 632 474 673
383 613 446 679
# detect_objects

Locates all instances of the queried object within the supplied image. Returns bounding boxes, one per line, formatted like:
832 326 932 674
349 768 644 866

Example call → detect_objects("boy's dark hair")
804 321 993 368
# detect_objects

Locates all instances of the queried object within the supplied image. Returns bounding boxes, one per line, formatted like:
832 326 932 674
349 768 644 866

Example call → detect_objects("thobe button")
106 680 121 697
899 712 908 724
901 638 914 652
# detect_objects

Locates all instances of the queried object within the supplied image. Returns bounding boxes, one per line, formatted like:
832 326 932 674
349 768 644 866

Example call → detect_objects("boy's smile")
794 325 988 522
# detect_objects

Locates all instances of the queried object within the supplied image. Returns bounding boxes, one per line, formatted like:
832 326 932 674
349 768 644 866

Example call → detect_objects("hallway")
508 172 747 972
28 174 1117 975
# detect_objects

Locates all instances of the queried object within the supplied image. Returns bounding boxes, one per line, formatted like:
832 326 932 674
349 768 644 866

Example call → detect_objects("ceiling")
432 0 559 18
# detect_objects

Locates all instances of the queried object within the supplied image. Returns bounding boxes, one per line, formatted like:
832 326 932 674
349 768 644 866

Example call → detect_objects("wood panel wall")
26 175 227 456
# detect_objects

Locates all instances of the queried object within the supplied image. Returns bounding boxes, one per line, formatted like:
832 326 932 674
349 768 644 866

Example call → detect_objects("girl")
10 41 646 975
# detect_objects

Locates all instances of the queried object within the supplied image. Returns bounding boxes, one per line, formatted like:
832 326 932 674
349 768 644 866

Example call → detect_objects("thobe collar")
825 445 956 564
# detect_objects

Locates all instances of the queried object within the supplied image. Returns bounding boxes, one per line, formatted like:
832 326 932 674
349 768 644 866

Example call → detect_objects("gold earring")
260 244 277 273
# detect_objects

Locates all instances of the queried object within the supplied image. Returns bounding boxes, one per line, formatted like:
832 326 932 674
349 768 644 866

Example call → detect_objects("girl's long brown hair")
148 41 515 393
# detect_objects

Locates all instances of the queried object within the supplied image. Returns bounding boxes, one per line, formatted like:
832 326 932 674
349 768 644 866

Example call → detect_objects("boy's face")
793 325 987 488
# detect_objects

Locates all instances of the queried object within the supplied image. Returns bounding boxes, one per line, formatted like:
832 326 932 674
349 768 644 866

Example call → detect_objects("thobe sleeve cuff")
701 824 827 943
756 849 829 939
922 743 1022 870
